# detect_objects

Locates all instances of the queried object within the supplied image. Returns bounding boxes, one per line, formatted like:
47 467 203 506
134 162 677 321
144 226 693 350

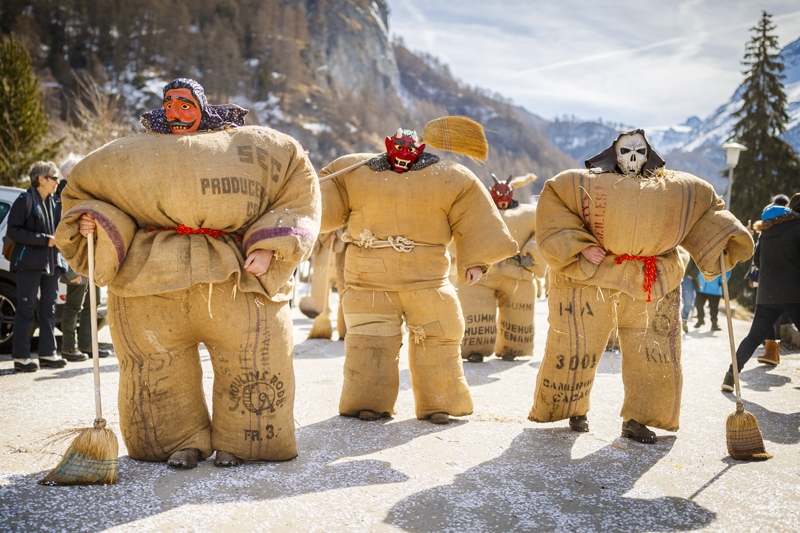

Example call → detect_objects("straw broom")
40 231 119 485
719 251 771 461
307 242 336 339
318 116 489 184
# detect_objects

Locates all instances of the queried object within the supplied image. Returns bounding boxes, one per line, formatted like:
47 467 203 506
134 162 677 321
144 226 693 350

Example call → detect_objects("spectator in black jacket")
722 192 800 391
8 161 68 372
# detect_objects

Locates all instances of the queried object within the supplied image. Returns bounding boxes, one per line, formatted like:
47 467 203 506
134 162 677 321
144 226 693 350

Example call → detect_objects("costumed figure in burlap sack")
319 122 518 424
55 78 320 468
454 173 546 363
299 230 348 338
529 130 753 443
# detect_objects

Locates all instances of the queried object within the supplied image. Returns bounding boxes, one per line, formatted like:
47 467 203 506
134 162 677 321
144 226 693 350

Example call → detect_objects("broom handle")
87 232 103 421
318 159 370 184
719 251 742 403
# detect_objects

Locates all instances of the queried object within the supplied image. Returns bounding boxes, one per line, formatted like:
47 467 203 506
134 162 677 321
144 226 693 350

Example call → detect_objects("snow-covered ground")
0 286 798 532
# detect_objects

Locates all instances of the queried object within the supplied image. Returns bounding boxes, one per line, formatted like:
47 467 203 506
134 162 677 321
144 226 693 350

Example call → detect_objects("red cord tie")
614 254 659 302
149 224 241 241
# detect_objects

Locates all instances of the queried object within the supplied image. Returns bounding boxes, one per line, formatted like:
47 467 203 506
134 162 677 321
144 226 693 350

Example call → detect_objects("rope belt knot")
348 228 435 253
614 254 659 302
149 224 242 241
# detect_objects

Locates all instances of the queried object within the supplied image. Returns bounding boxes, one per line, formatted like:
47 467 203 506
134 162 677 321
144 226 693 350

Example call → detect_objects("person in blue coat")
693 269 732 332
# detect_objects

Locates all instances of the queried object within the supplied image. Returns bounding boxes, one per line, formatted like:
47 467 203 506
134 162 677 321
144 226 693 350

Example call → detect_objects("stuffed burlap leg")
529 287 614 422
457 280 498 359
403 286 473 419
190 280 297 461
335 249 347 338
617 287 682 431
310 246 333 316
109 291 212 462
339 290 403 416
496 277 536 358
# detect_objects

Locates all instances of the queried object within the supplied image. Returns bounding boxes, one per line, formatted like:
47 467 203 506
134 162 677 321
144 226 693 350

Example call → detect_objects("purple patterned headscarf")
140 78 249 134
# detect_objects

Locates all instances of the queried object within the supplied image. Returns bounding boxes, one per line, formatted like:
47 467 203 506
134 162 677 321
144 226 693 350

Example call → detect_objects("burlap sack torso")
320 154 518 291
537 169 753 301
56 127 320 301
493 203 546 280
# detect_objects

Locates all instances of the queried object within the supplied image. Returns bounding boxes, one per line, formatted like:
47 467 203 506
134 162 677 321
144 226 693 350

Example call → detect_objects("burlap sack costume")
305 231 347 337
455 203 547 359
320 154 517 419
529 168 753 430
55 126 320 461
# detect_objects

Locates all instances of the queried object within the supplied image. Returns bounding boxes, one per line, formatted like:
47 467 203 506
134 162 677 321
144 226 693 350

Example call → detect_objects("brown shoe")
167 448 201 469
757 340 780 366
621 419 657 444
569 415 589 432
358 410 386 421
214 450 244 467
429 412 450 425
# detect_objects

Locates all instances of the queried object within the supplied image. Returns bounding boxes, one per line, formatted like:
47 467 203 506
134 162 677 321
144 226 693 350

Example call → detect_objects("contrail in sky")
506 9 800 78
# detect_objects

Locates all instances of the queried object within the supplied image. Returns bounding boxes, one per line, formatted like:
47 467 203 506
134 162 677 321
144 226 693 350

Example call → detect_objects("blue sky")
386 1 800 127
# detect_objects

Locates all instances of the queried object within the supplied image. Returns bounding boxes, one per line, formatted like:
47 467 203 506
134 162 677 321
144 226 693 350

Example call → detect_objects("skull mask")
615 132 648 175
385 129 425 173
490 174 514 210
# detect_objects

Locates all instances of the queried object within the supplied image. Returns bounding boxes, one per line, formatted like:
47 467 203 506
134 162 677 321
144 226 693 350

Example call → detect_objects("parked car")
0 185 107 353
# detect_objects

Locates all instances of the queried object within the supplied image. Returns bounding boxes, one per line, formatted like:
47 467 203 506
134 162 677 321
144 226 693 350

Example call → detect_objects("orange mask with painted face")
163 88 202 133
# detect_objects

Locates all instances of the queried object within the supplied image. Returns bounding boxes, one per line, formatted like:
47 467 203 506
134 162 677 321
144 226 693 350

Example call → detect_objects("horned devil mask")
385 129 425 173
615 132 648 175
490 174 514 210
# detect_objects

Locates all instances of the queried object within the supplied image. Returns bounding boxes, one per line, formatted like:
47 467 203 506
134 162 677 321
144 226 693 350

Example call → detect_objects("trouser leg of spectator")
708 294 721 327
36 273 60 357
12 270 43 359
694 293 707 323
680 277 694 321
731 305 784 373
61 282 88 353
77 286 97 352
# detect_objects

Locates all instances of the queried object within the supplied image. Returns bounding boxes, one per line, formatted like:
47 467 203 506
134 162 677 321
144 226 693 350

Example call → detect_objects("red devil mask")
385 128 425 173
490 174 514 210
164 88 202 133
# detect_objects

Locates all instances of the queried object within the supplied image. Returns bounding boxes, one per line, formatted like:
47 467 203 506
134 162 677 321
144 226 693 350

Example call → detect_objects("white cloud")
387 1 800 126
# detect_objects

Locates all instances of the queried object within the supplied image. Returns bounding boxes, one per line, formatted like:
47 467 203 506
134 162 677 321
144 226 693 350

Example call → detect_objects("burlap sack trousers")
109 278 297 462
458 275 537 359
340 285 473 419
530 286 682 431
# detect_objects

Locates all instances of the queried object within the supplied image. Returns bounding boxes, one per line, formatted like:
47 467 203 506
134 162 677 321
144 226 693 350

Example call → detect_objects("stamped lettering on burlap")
229 371 286 415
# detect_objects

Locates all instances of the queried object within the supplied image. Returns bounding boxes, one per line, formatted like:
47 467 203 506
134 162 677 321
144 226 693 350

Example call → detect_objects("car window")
0 202 10 225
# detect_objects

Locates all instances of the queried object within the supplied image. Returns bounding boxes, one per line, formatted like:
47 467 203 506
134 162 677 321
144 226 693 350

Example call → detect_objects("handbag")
2 192 33 261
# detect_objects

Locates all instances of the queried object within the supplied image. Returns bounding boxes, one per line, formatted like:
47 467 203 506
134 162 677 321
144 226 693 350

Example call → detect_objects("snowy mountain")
546 36 800 193
646 36 800 179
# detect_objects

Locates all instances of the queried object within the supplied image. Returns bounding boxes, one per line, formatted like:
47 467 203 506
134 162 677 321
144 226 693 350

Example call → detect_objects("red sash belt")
149 224 242 241
614 254 659 302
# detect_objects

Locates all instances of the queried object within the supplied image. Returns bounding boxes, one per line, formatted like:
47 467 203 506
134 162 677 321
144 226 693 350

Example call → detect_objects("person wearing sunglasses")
7 161 69 372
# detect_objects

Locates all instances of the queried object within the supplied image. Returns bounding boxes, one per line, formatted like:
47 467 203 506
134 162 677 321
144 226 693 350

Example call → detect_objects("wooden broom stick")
40 230 119 485
719 251 771 461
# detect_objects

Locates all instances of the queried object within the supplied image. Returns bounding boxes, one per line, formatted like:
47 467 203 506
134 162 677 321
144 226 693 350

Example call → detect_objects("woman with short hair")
8 161 68 372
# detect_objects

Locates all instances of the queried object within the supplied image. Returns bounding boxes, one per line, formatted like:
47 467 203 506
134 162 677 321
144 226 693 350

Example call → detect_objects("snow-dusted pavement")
1 292 798 532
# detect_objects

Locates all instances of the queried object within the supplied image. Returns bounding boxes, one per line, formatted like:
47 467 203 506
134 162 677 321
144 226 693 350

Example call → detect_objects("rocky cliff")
2 0 575 189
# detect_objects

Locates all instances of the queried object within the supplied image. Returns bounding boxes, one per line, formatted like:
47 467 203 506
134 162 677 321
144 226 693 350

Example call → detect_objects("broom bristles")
421 116 488 161
40 419 119 485
307 314 333 340
726 403 772 461
509 172 537 189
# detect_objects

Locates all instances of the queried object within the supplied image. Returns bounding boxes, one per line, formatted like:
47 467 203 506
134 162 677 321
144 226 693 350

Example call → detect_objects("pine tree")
0 36 61 185
728 11 800 227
